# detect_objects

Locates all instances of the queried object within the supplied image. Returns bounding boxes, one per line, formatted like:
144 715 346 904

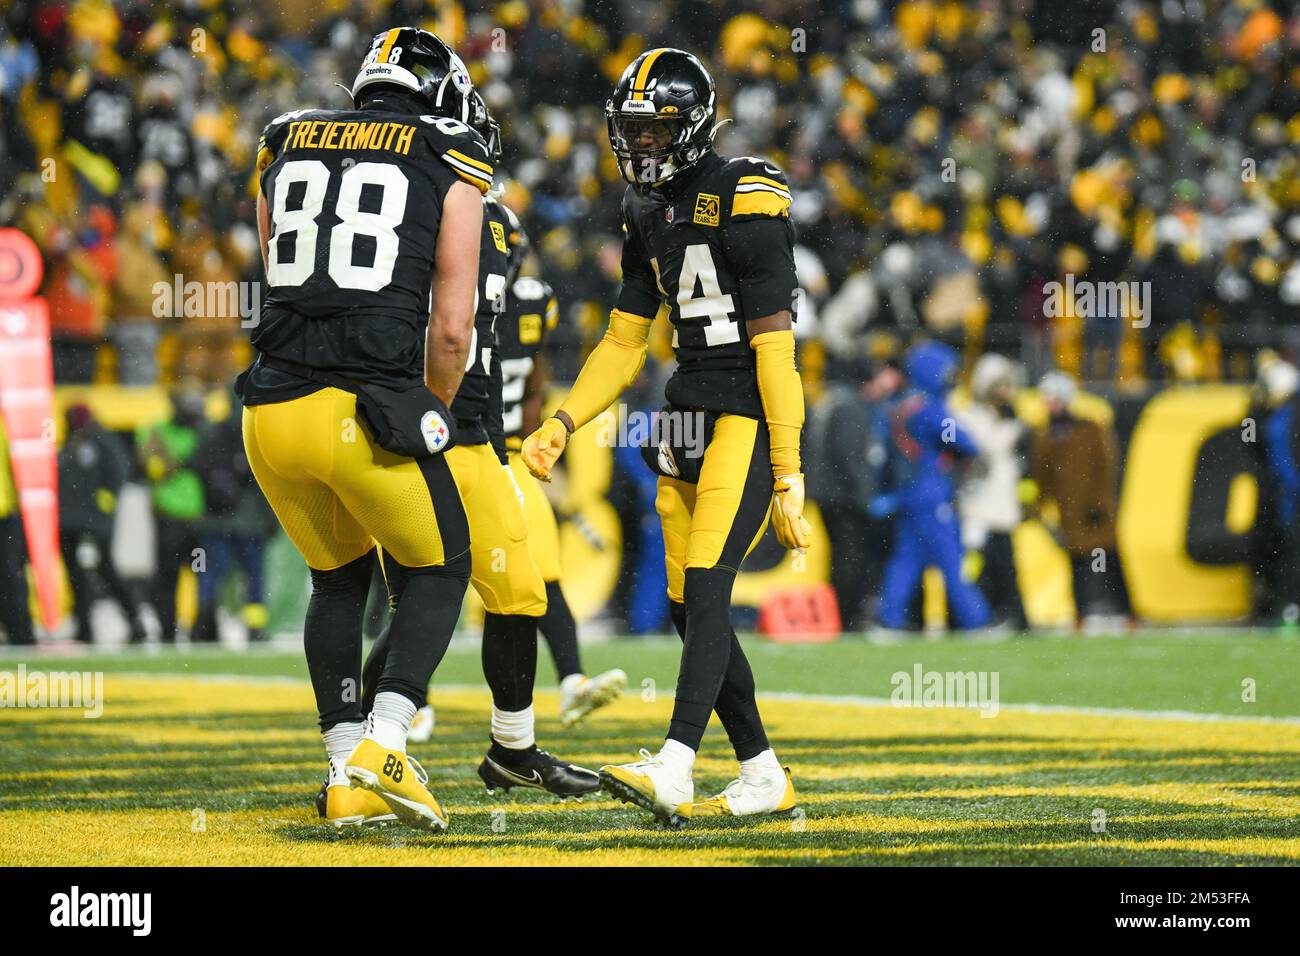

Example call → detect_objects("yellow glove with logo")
771 473 812 553
521 417 569 483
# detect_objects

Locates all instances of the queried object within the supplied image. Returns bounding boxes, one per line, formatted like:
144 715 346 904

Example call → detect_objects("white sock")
740 748 782 777
659 738 696 773
491 704 535 750
367 692 416 752
323 721 364 765
560 673 586 697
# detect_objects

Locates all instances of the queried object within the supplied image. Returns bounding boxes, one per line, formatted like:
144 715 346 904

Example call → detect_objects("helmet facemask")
607 101 712 188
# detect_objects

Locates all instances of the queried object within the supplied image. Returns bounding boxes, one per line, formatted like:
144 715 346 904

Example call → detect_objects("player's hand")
503 464 526 510
771 473 813 553
521 417 568 482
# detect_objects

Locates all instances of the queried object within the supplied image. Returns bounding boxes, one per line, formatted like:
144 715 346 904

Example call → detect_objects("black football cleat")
478 743 601 799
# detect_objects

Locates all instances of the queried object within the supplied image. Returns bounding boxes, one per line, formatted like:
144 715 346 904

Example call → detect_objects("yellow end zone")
1 675 1298 866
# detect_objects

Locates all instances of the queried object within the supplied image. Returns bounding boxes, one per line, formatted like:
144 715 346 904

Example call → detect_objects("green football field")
1 632 1298 865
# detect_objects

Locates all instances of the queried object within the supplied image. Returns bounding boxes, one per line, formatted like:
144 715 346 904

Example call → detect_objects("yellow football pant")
242 387 468 572
507 448 562 583
447 443 548 616
655 413 773 603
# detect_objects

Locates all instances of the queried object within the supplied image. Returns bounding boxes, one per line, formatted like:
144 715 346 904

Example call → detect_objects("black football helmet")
351 27 474 122
468 89 502 164
606 48 717 189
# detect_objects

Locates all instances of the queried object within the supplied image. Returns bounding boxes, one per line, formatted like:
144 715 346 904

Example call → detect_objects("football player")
359 91 599 800
522 49 808 825
240 27 488 832
497 216 628 727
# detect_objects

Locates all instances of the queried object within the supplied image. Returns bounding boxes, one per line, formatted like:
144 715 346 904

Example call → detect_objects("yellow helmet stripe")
378 29 401 64
631 48 667 100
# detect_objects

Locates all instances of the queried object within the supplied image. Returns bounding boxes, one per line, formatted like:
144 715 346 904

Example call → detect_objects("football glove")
771 473 812 553
521 417 569 482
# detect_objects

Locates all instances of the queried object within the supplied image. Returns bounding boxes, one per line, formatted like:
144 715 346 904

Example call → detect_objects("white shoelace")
626 748 660 771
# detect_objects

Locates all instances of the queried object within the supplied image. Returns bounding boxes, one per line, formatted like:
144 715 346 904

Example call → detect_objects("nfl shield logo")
665 206 674 223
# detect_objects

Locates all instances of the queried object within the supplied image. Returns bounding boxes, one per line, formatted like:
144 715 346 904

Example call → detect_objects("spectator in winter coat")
58 403 145 643
1032 371 1133 624
136 388 207 642
956 354 1030 630
806 359 896 630
872 341 992 631
190 404 277 642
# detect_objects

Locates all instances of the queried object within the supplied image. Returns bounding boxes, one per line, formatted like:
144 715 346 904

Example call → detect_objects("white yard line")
87 671 1300 725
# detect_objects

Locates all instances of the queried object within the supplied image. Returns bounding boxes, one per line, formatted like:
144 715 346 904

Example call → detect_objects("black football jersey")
615 151 798 418
496 275 559 439
240 106 494 405
450 195 512 444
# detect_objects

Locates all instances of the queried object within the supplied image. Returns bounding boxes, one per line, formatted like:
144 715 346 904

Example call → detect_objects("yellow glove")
95 488 116 513
771 473 812 553
521 417 569 483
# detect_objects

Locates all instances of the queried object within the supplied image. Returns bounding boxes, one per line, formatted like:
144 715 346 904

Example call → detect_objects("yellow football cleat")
344 738 449 832
323 784 397 829
691 766 798 818
599 749 693 828
560 669 627 727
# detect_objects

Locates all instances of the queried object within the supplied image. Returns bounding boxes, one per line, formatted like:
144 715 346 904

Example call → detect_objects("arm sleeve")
751 329 805 477
556 309 652 432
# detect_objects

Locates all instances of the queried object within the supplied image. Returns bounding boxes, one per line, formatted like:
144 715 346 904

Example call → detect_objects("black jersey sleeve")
256 108 308 177
723 160 799 322
614 193 664 320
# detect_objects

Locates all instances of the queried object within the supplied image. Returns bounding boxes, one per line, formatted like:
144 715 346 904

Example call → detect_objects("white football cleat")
560 669 627 727
691 764 797 818
406 705 435 744
599 748 693 827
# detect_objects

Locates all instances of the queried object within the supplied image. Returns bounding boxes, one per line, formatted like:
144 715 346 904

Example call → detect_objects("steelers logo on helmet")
606 48 718 190
351 27 475 124
420 409 451 454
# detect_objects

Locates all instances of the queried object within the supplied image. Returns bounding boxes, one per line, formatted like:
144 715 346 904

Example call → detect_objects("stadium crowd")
0 0 1299 642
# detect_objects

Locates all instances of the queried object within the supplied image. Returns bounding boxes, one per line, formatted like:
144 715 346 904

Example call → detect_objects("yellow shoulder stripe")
733 191 791 218
256 145 275 173
452 168 493 194
447 148 493 174
738 174 789 191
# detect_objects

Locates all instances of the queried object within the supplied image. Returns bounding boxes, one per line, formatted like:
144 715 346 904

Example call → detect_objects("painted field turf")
0 636 1297 865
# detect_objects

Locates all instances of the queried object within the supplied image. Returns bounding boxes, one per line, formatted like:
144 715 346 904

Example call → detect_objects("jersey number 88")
268 159 409 292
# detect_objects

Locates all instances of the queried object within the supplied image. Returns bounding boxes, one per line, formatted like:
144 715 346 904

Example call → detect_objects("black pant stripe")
417 453 471 562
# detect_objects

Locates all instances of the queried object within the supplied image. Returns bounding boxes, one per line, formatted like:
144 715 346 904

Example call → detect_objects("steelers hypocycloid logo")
420 410 451 454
